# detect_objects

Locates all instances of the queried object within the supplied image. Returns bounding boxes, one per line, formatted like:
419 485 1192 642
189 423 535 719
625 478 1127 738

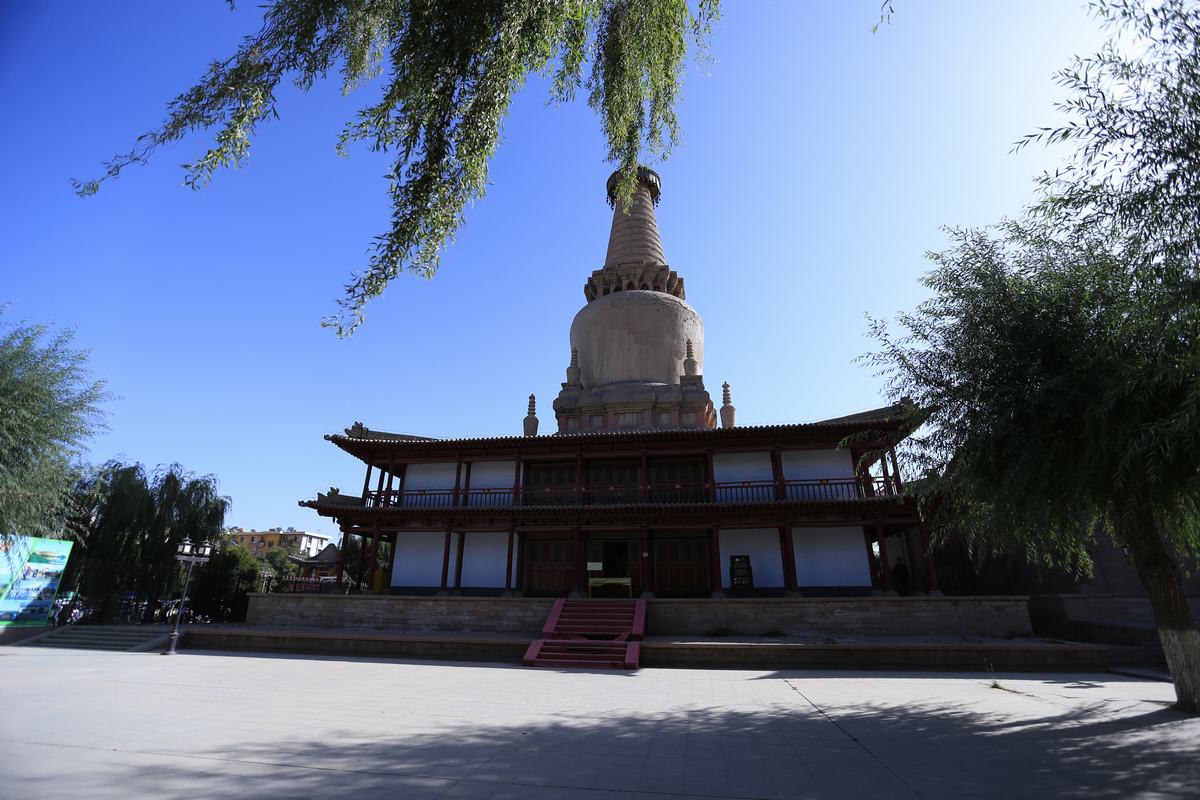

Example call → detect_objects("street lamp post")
161 538 212 656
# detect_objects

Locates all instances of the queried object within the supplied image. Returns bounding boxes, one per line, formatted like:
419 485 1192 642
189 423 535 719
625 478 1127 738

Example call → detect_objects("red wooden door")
653 538 711 597
524 539 575 595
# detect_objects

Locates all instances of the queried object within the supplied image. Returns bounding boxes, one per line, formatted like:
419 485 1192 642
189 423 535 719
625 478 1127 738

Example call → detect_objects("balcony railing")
363 476 900 509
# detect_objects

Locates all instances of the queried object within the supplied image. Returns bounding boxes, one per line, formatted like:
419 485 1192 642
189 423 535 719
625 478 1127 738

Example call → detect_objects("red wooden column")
503 527 515 593
705 448 716 502
459 462 472 507
354 532 368 589
336 528 351 589
875 523 895 594
514 530 526 593
919 519 942 594
360 464 374 502
641 525 655 596
889 448 904 490
512 454 522 506
903 527 922 593
710 527 724 597
770 448 786 501
452 453 463 507
385 457 397 506
863 527 880 591
575 449 584 503
438 526 453 594
641 447 650 502
878 451 893 495
368 527 381 593
385 532 398 592
453 531 466 593
779 525 798 593
374 467 387 505
573 527 586 595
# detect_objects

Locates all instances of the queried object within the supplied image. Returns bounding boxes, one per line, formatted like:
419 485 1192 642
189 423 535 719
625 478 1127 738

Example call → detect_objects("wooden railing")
364 476 899 508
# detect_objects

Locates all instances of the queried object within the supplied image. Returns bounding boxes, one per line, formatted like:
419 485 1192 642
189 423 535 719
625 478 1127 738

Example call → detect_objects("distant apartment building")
225 527 330 558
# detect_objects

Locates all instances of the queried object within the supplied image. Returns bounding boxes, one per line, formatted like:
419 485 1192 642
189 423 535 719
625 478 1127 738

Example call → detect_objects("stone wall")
246 594 554 633
646 597 1032 638
246 594 1033 639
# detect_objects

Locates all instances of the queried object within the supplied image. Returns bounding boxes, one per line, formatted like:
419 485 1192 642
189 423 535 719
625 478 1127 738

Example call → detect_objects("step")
540 644 627 653
537 651 627 663
533 658 626 668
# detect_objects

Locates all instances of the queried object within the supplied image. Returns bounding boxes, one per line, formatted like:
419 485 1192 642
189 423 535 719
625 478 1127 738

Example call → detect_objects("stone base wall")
246 594 1032 638
647 597 1032 638
246 594 554 633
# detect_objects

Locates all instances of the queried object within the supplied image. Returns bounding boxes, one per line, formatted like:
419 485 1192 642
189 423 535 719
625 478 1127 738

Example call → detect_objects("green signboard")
0 536 74 626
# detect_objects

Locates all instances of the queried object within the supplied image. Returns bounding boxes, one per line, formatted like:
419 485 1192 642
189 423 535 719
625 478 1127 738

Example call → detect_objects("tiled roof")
325 403 909 450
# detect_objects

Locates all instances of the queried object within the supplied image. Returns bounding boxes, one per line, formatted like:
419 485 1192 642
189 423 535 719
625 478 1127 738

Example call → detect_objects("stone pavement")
0 647 1196 799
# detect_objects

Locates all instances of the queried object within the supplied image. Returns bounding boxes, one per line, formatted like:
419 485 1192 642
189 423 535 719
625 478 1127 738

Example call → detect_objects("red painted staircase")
523 598 646 669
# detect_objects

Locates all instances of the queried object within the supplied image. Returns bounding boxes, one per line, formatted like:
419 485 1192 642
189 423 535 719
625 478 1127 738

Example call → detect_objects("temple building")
302 169 935 599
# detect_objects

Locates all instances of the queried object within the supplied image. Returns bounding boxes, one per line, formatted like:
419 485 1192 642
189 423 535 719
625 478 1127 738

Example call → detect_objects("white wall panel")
781 450 857 500
402 462 458 490
792 527 870 587
468 461 516 487
712 452 773 483
781 449 854 479
459 532 509 588
466 460 516 507
390 531 452 588
718 528 783 588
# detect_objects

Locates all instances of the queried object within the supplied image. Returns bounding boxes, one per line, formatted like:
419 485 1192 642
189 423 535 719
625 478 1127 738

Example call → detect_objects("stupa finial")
720 382 736 429
683 339 698 377
566 349 581 385
523 394 539 437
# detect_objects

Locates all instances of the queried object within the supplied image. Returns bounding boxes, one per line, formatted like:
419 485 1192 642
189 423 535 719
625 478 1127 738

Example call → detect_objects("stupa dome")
570 290 703 387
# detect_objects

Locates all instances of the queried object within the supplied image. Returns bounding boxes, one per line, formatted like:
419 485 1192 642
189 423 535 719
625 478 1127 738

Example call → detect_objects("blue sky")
1 2 1107 542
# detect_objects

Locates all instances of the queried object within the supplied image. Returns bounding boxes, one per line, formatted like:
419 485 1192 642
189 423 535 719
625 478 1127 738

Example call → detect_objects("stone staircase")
523 599 645 669
18 625 173 652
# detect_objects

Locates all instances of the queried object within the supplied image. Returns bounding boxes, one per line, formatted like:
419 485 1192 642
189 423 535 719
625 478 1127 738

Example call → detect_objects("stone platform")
245 593 1036 639
182 625 1107 671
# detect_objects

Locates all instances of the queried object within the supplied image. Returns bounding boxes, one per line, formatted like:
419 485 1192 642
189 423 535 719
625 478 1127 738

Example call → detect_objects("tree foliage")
1020 0 1200 264
870 0 1200 711
189 541 262 622
75 0 719 335
264 542 300 578
867 221 1199 570
0 312 105 540
68 462 231 622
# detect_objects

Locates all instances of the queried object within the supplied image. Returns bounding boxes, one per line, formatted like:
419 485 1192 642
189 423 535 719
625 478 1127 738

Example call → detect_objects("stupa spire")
583 167 685 303
604 167 665 269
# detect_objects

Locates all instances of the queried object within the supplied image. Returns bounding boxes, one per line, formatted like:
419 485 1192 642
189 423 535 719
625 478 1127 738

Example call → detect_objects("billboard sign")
0 536 74 626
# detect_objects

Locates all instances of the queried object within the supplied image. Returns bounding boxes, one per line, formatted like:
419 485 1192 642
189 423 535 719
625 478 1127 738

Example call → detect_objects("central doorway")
587 537 642 596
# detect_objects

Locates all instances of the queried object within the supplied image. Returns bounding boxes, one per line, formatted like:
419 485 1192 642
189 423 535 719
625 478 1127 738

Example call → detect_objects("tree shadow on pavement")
16 671 1196 800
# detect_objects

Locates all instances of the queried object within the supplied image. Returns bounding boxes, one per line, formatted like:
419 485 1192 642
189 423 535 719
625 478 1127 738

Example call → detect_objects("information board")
0 536 74 626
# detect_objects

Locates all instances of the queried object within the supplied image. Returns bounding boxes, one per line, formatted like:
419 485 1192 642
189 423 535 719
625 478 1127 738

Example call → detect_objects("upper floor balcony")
362 476 902 510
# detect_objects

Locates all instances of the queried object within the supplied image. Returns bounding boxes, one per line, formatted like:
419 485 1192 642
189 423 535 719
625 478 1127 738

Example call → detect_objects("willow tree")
869 221 1200 712
75 0 718 334
69 462 230 622
0 313 105 540
870 1 1200 712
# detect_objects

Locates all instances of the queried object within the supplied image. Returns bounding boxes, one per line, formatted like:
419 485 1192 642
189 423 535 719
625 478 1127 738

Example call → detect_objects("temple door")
653 537 711 597
524 538 575 595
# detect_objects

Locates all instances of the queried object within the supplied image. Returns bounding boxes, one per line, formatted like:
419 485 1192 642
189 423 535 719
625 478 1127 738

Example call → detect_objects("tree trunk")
1118 499 1200 714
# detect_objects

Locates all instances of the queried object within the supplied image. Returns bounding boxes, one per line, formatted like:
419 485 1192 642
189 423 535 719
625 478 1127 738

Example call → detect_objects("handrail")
363 475 901 508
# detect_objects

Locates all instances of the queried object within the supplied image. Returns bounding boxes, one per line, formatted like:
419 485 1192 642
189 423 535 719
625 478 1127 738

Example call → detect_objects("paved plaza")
0 647 1197 799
